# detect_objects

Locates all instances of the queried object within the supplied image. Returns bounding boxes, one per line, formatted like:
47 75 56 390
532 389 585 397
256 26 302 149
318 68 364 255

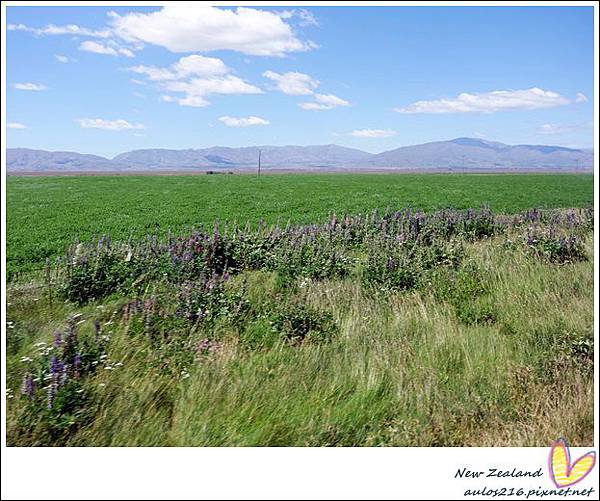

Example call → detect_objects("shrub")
12 317 110 444
430 262 496 325
363 239 462 291
526 232 587 264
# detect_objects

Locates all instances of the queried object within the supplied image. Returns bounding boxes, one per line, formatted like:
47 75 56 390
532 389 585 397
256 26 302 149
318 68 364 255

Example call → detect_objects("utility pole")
258 149 262 177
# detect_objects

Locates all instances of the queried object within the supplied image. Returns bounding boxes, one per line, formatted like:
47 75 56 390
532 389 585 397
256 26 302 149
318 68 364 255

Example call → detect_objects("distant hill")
7 138 593 172
112 144 372 169
7 148 118 171
367 138 594 170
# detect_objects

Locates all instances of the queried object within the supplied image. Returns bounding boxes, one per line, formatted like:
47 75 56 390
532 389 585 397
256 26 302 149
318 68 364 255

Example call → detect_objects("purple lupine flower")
21 374 35 399
64 317 77 353
60 364 69 386
50 355 63 377
197 338 221 356
47 355 65 409
53 329 62 348
73 353 82 378
47 382 57 409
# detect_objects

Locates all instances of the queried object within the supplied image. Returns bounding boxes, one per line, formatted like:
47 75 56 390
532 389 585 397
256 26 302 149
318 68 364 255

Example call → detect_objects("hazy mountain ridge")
367 138 593 169
7 138 593 172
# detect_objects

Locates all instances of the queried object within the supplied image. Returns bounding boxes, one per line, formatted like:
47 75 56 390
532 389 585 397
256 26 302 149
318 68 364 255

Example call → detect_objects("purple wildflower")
63 317 77 354
196 338 221 357
53 329 62 348
21 374 35 399
47 383 57 409
73 353 82 378
50 355 63 376
526 233 534 246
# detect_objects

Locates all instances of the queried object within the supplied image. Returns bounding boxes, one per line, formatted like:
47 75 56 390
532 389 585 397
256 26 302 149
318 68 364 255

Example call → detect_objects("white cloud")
263 70 349 110
164 75 262 98
218 116 270 127
177 95 210 107
395 87 571 114
263 70 319 95
14 82 47 91
314 93 350 107
7 122 27 129
118 48 135 58
79 40 134 57
8 22 111 38
161 92 210 108
298 102 331 110
299 93 350 111
79 40 118 56
109 6 314 56
130 78 146 85
537 122 592 135
130 55 259 107
278 9 319 27
129 55 229 81
77 118 145 130
9 7 313 60
55 54 74 63
575 92 588 103
173 55 229 78
350 129 396 138
130 65 176 81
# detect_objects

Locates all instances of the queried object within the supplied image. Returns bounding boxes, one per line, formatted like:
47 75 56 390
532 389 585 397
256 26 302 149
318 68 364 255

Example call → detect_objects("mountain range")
6 138 593 173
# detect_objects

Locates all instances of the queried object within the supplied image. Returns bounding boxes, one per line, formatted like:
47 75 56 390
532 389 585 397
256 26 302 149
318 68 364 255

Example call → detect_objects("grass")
6 173 593 275
5 204 594 446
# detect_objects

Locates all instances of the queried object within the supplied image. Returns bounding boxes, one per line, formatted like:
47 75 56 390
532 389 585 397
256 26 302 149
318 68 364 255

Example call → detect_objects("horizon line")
7 136 595 160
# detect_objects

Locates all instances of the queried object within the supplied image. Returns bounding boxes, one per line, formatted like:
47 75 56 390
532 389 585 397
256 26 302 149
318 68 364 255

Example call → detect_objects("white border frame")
1 2 598 499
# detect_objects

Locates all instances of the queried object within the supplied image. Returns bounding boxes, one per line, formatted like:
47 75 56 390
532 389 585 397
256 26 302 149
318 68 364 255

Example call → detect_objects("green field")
6 173 594 274
5 173 595 447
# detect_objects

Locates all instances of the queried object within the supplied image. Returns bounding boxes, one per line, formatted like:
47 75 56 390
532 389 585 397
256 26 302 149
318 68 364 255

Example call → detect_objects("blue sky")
5 5 594 158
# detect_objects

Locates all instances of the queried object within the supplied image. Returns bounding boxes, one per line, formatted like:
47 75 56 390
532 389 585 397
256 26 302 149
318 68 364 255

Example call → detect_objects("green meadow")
6 173 594 275
5 173 594 446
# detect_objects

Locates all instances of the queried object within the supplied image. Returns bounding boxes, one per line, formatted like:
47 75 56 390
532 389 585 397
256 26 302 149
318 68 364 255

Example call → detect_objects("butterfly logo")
548 438 596 488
